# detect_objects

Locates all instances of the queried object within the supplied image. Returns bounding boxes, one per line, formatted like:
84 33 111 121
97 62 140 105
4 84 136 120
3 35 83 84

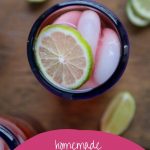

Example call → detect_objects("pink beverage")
28 1 129 99
0 116 36 149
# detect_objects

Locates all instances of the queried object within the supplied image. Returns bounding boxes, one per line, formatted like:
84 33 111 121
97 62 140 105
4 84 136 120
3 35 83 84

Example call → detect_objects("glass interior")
0 137 10 150
34 5 121 92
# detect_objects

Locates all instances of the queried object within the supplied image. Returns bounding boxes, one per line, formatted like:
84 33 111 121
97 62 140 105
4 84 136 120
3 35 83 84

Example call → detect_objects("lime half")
131 0 150 20
126 2 150 27
34 24 93 89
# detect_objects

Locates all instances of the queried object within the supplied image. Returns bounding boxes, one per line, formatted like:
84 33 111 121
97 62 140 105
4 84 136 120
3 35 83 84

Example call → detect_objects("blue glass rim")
0 125 20 149
27 0 130 100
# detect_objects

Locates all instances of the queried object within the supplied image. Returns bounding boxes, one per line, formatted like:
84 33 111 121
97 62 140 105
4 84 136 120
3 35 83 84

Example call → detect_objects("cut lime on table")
131 0 150 20
101 92 136 135
126 2 150 27
34 24 93 89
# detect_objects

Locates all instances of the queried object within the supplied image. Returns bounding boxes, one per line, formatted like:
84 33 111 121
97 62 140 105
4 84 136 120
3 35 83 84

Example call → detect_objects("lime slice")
131 0 150 20
34 24 93 89
126 2 150 27
101 92 136 135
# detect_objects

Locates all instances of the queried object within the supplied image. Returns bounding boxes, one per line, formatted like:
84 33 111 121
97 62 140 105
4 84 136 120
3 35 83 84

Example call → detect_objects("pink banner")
16 129 144 150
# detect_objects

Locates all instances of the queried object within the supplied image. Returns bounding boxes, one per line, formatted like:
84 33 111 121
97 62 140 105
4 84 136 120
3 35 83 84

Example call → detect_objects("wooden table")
0 0 150 149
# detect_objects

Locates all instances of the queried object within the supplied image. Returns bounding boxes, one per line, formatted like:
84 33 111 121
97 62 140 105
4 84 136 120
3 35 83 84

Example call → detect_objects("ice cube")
53 11 81 28
77 10 101 57
94 28 121 84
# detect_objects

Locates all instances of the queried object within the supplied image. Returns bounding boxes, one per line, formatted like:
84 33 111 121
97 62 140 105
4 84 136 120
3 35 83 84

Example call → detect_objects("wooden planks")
0 0 150 148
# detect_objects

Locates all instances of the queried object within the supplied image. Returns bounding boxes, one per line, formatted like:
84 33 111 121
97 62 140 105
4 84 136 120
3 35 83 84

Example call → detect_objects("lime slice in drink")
34 24 93 89
131 0 150 20
126 2 150 27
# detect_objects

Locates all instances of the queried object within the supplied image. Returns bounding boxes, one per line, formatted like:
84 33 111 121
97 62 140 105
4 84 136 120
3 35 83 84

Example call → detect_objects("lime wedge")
126 2 150 27
34 24 93 89
131 0 150 20
101 92 136 135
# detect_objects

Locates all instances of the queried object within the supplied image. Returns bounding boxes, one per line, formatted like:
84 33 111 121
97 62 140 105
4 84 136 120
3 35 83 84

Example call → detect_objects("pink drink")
0 116 36 149
28 1 129 99
36 6 121 90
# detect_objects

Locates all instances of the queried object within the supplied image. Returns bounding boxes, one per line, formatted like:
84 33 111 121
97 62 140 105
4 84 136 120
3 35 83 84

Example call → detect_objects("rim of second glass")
0 125 20 149
27 0 130 100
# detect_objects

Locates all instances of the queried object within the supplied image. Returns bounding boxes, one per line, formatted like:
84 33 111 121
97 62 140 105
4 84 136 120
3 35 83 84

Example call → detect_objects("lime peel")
126 2 150 27
131 0 150 20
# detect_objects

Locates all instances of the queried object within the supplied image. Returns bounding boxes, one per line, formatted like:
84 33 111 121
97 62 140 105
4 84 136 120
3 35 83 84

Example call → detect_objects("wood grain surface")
0 0 150 149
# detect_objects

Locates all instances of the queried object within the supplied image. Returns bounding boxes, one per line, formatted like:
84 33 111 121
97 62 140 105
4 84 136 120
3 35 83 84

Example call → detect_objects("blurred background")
0 0 150 149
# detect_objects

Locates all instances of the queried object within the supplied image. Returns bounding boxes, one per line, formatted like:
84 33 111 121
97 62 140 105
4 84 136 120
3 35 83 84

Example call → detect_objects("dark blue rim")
27 0 129 100
0 125 20 150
